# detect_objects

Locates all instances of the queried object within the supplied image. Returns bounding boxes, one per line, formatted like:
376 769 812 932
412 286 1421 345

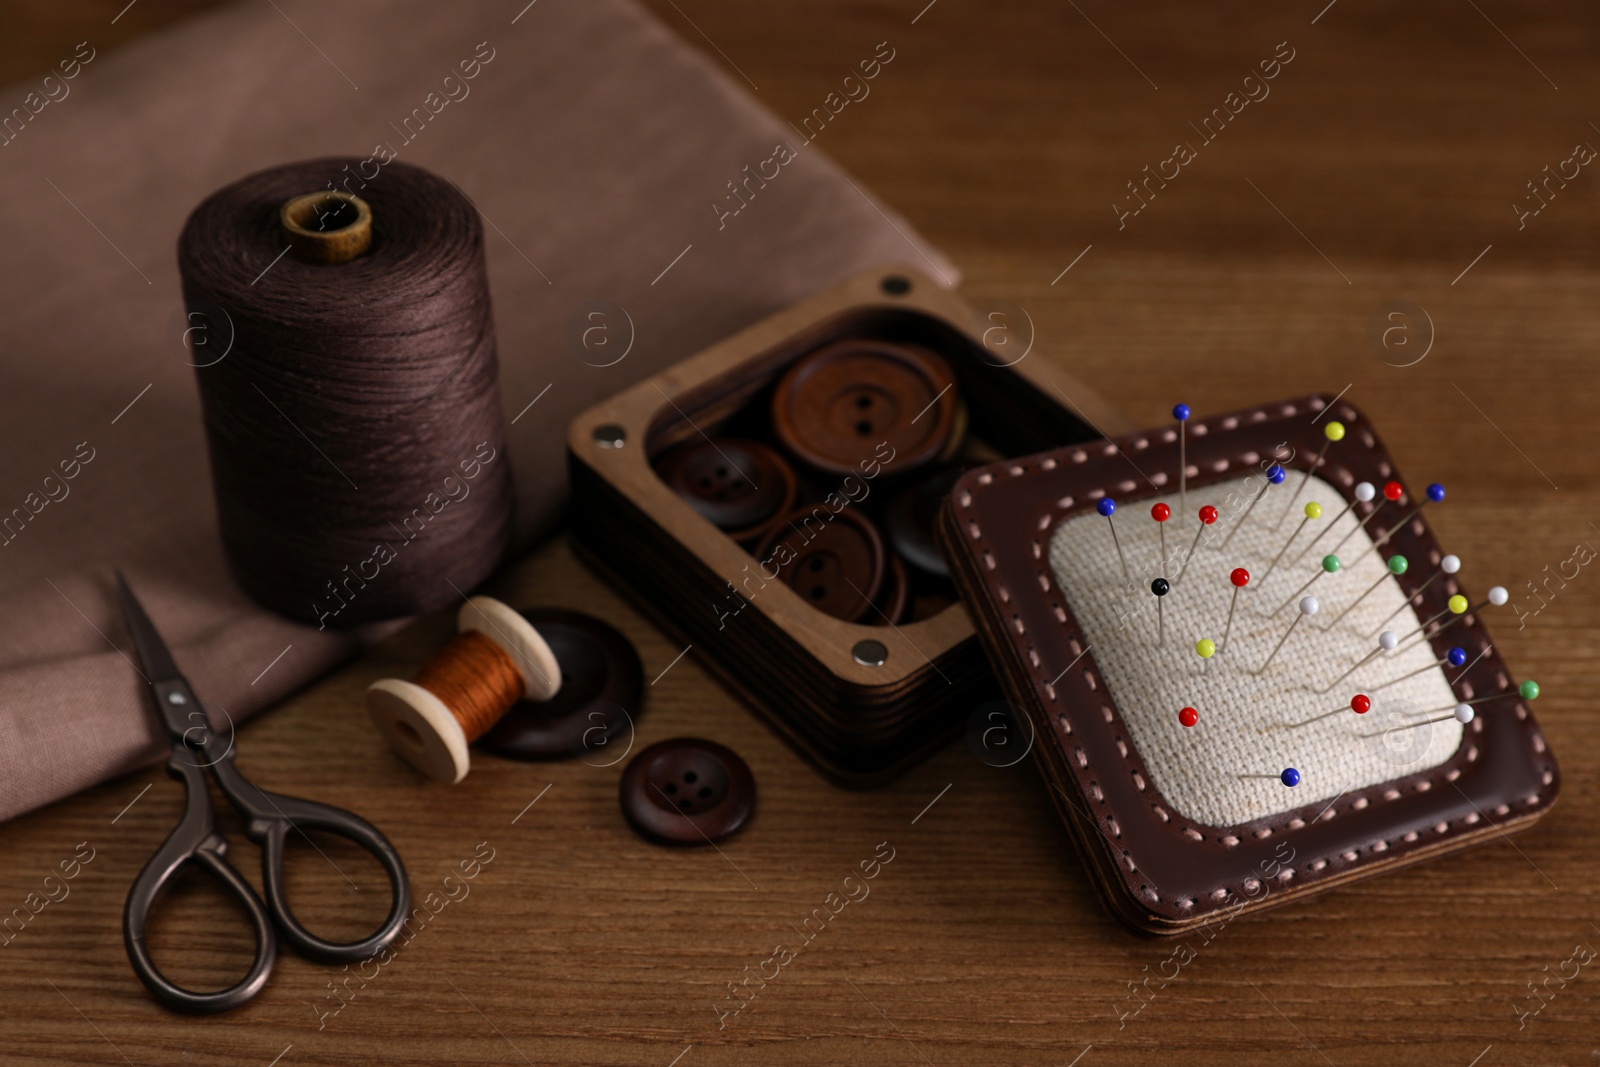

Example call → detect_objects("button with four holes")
655 438 798 541
770 339 958 477
620 738 756 845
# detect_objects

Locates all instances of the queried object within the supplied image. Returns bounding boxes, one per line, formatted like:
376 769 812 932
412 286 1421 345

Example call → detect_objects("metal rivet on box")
852 639 888 667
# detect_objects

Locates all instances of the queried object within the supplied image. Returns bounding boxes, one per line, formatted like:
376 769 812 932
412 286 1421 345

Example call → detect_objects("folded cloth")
0 0 954 822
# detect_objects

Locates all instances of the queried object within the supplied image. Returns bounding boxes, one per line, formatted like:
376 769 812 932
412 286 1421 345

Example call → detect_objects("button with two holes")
770 339 958 477
620 738 755 845
755 505 886 622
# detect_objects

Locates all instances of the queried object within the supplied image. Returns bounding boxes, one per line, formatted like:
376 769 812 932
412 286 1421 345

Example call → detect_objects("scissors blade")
115 571 184 685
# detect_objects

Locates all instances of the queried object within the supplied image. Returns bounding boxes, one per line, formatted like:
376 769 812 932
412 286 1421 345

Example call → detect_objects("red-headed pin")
1268 693 1371 733
1220 567 1249 653
1151 501 1171 571
1174 505 1219 585
1328 479 1402 557
1352 483 1445 566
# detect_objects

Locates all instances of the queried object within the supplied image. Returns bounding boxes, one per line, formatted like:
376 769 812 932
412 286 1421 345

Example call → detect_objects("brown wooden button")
771 340 959 477
620 738 755 845
754 506 885 622
475 609 643 760
655 437 798 540
884 465 969 578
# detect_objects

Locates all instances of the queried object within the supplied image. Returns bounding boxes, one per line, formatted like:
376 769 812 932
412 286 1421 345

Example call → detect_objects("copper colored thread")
411 631 524 742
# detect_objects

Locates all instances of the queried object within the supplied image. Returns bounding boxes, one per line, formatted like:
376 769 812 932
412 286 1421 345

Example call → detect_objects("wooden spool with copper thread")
280 190 373 264
366 597 562 783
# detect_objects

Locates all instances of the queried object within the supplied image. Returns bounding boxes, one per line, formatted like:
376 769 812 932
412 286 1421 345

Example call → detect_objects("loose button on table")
476 609 643 761
620 738 756 845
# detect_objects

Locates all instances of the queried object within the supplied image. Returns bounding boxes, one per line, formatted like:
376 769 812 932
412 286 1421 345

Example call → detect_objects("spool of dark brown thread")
178 159 514 625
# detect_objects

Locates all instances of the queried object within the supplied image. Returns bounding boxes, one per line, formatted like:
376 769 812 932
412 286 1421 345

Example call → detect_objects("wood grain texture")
2 1 1598 1064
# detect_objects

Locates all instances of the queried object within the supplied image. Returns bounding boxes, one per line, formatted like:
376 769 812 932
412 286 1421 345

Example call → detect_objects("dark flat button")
620 737 755 845
771 340 959 477
655 438 797 540
475 609 643 761
884 464 969 578
754 505 885 622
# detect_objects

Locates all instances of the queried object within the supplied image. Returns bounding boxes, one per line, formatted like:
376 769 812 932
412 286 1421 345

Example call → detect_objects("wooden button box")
566 266 1128 785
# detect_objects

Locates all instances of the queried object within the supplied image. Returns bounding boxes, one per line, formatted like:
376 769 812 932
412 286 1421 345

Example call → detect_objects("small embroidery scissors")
116 573 411 1013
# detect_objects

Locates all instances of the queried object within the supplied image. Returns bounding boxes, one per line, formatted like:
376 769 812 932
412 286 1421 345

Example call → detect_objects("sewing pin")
1195 638 1216 674
1174 403 1191 517
1327 480 1402 557
1273 554 1341 617
1258 595 1318 674
1098 498 1130 583
1260 502 1322 584
1298 481 1375 564
1371 554 1461 637
1360 703 1476 737
1266 693 1371 733
1408 680 1539 717
1318 630 1399 694
1352 483 1445 566
1151 577 1170 645
1395 595 1466 645
1328 554 1407 627
1275 421 1344 530
1151 501 1171 570
1410 587 1509 645
1174 505 1220 585
1219 464 1287 549
1179 705 1199 728
1238 768 1302 787
1367 647 1468 694
1220 568 1249 653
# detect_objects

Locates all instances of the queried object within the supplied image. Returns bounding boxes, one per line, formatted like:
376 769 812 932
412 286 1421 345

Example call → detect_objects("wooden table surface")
3 2 1598 1064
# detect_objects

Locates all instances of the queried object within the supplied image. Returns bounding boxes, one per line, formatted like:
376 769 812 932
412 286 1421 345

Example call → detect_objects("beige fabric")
0 0 953 822
1048 473 1459 828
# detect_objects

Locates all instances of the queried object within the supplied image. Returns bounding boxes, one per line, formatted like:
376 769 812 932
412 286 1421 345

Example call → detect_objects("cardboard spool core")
365 597 562 783
280 191 373 264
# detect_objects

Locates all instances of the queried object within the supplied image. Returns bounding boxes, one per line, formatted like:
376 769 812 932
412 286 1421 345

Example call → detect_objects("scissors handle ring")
242 786 412 964
123 839 277 1014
